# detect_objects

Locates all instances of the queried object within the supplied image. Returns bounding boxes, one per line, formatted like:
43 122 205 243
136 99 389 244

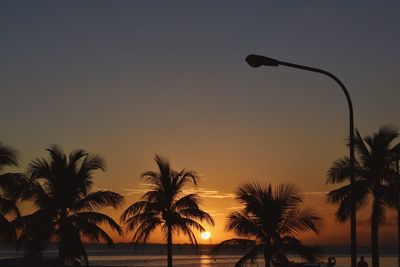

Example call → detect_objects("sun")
200 231 211 240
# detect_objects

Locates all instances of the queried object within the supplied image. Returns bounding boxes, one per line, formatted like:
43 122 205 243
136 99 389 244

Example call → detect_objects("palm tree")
0 142 26 241
120 155 214 267
327 126 400 267
213 182 321 267
15 145 124 266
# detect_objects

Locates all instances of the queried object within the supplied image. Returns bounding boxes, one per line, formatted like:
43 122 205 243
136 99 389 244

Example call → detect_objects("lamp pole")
397 152 400 267
245 54 356 267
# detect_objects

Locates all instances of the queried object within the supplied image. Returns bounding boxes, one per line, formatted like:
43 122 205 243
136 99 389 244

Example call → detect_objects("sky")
1 1 400 246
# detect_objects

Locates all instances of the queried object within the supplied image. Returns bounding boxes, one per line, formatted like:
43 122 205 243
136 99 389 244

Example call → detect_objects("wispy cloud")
182 188 235 199
204 209 227 217
299 191 328 196
120 184 235 199
120 183 154 196
226 206 244 210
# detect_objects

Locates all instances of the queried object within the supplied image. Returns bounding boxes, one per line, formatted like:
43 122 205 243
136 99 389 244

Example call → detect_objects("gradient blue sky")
1 1 400 245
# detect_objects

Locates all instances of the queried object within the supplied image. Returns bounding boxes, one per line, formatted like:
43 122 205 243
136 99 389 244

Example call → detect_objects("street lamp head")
245 54 280 68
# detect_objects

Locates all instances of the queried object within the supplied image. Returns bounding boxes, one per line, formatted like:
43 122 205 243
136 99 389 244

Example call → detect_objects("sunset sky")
2 1 400 246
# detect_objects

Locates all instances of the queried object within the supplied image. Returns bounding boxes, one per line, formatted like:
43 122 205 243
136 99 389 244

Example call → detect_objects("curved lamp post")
245 54 356 267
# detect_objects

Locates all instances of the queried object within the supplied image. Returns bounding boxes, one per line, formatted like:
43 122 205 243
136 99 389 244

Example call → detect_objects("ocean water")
0 245 397 267
88 255 397 267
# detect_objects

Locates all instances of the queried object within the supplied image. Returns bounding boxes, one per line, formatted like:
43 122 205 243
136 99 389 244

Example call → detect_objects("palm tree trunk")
167 224 173 267
264 246 271 267
351 207 357 267
371 214 380 267
59 213 66 267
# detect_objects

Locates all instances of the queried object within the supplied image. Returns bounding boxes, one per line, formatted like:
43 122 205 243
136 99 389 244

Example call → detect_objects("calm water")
88 255 396 267
0 249 397 266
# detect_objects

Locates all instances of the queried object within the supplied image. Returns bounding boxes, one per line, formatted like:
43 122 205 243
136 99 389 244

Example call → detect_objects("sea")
0 243 397 267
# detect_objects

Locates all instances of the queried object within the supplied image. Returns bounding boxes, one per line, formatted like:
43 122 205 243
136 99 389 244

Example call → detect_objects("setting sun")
200 231 211 240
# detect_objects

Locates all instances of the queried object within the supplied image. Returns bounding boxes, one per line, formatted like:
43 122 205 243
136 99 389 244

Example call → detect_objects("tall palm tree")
213 182 321 267
0 142 26 241
15 145 124 266
121 155 214 267
327 126 399 267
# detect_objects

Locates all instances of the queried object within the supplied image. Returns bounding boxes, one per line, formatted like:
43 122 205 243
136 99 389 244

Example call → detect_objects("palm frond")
141 171 161 187
379 184 398 208
132 218 162 243
391 143 400 156
72 190 124 212
0 143 18 170
68 149 87 171
226 211 261 238
329 181 369 222
76 154 105 194
175 217 206 234
14 209 55 257
273 183 303 214
28 158 52 181
281 204 321 235
153 155 171 192
120 201 161 223
235 181 262 206
20 181 50 209
71 216 115 247
173 222 198 247
173 193 200 210
71 212 122 235
47 145 68 178
326 157 352 184
124 212 161 232
0 173 28 199
178 208 215 226
176 170 198 188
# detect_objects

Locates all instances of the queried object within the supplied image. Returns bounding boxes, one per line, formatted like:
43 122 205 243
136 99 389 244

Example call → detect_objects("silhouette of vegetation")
327 126 400 267
387 146 400 267
213 182 321 267
14 145 124 266
121 155 214 267
0 142 26 242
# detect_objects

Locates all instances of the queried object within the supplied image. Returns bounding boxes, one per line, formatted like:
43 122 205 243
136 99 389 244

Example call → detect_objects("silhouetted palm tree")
327 126 400 267
15 145 124 266
121 155 214 267
213 182 321 267
0 142 26 241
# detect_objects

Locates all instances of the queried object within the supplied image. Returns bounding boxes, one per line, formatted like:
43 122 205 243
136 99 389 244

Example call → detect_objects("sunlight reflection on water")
88 255 398 267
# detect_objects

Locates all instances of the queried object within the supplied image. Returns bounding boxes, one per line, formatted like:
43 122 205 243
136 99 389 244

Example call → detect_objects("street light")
246 54 357 267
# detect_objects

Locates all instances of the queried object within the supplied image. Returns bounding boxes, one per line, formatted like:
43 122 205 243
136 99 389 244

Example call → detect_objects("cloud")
120 184 235 199
121 186 328 199
226 206 244 210
120 183 155 196
299 191 329 196
182 188 235 199
204 209 227 217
